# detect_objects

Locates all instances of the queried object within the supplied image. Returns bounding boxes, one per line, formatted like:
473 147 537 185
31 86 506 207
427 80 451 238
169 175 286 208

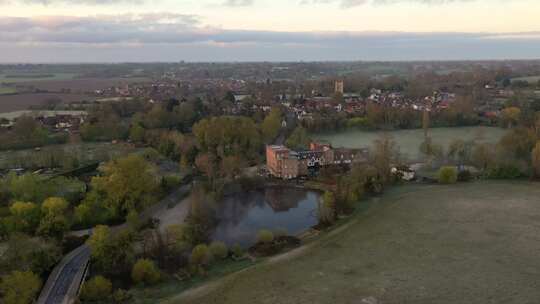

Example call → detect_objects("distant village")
0 74 527 136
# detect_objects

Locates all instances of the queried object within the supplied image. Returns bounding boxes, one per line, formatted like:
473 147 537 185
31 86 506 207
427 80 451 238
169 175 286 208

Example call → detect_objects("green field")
312 126 506 160
0 73 77 83
0 86 16 95
511 75 540 84
0 142 138 170
169 181 540 304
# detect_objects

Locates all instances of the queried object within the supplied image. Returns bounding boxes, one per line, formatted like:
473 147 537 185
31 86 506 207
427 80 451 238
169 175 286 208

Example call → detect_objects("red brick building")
266 143 368 179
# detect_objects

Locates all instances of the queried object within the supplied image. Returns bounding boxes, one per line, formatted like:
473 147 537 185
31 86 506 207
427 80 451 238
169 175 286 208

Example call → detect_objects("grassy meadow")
169 181 540 304
312 126 506 160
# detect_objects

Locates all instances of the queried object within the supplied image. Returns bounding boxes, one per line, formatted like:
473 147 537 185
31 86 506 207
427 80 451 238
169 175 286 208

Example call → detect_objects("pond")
312 126 506 161
210 187 321 247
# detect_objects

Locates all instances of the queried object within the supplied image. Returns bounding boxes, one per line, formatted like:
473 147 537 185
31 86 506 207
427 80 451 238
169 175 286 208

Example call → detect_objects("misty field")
0 73 77 83
511 75 540 84
20 77 151 93
0 93 94 113
172 181 540 304
312 126 506 160
0 86 17 95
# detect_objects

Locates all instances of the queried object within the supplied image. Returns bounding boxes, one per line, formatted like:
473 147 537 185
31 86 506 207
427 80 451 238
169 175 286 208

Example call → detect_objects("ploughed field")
175 182 540 304
312 126 506 161
0 93 94 113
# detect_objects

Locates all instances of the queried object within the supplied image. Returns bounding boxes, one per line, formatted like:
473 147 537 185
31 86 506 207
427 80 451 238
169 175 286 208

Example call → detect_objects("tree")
131 259 160 285
531 141 540 178
8 174 48 204
419 137 443 162
261 107 282 143
256 230 274 243
89 154 158 218
471 143 495 171
318 191 336 225
1 233 61 275
0 271 41 304
335 164 371 212
438 166 458 184
498 127 536 161
182 187 216 245
372 134 399 184
195 153 216 181
86 225 110 262
9 202 40 233
129 123 146 142
448 139 472 166
12 116 40 141
285 126 310 150
209 241 228 259
220 155 243 181
87 225 135 274
190 244 212 266
74 190 112 227
501 107 521 128
422 109 430 139
193 116 261 160
42 197 68 216
80 275 112 302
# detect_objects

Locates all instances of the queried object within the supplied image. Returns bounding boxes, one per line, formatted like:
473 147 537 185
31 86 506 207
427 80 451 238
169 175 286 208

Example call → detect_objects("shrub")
457 169 472 182
209 241 228 259
231 243 244 258
438 166 458 184
112 289 131 303
0 271 41 304
257 230 274 244
486 165 522 179
190 244 212 266
126 210 140 231
161 175 182 192
131 259 160 285
318 191 336 225
80 275 112 302
273 228 288 238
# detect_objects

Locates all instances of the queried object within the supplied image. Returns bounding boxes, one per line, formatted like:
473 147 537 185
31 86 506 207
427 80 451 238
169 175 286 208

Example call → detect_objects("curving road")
37 184 191 304
37 245 91 304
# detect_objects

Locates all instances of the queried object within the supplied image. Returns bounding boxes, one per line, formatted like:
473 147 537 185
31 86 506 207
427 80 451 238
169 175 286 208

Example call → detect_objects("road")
37 184 191 304
275 112 296 145
37 246 90 304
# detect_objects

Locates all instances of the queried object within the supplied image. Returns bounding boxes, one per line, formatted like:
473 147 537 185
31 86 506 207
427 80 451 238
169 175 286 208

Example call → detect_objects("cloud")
0 0 142 4
0 14 539 45
0 14 538 62
222 0 254 6
0 14 202 43
302 0 485 8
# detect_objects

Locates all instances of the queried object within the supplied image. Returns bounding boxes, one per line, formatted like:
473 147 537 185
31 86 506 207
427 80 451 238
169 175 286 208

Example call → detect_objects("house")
266 142 369 179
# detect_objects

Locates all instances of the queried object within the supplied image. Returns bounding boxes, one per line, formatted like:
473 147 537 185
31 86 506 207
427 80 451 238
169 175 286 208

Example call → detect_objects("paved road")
37 246 90 304
37 184 191 304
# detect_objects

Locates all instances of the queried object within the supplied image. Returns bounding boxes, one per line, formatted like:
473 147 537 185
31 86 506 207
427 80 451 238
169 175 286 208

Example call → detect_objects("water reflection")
210 187 320 247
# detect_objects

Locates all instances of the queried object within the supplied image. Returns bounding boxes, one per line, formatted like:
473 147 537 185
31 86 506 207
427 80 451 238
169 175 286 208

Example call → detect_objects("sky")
0 0 539 62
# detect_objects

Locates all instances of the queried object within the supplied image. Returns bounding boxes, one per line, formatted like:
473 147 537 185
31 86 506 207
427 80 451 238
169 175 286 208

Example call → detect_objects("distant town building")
335 80 344 95
0 110 87 131
266 142 368 179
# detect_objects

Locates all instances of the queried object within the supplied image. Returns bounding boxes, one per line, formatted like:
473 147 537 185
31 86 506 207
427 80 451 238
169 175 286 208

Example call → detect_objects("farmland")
0 141 139 170
511 75 540 84
19 77 151 93
312 126 506 160
0 86 17 95
0 93 94 113
0 73 77 83
172 182 540 304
